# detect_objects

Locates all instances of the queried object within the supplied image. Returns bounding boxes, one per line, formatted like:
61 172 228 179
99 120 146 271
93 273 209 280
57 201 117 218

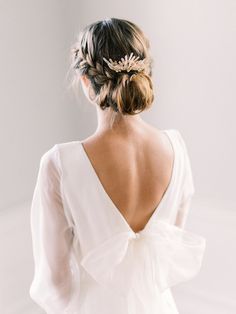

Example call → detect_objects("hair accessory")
103 52 148 73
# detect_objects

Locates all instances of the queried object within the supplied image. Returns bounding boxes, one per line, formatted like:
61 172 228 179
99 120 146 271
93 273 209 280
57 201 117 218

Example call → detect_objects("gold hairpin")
103 52 148 73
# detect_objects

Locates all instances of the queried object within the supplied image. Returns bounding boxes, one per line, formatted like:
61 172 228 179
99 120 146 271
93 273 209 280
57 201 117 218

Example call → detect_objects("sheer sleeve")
29 144 76 314
175 132 195 228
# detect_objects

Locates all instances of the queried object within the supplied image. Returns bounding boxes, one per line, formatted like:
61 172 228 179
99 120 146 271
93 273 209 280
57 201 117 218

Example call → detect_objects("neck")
94 105 146 136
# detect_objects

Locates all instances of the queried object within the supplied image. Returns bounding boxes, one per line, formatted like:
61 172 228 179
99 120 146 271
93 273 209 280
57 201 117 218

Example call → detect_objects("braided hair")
68 18 154 115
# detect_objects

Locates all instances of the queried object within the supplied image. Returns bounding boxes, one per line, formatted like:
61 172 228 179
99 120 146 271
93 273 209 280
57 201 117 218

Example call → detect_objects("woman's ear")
81 75 90 87
80 75 97 105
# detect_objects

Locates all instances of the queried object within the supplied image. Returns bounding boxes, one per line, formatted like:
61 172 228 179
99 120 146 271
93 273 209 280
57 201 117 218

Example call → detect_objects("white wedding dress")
29 129 206 314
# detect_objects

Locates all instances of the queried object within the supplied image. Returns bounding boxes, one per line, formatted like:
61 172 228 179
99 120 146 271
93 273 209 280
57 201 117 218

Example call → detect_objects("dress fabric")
29 129 206 314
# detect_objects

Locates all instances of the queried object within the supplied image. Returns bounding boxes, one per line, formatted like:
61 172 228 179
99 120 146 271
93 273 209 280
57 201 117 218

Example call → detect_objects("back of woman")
29 17 206 314
80 125 175 234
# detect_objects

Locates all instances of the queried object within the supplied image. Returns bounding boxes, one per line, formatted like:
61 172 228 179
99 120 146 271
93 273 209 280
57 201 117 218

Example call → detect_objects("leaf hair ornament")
103 52 148 73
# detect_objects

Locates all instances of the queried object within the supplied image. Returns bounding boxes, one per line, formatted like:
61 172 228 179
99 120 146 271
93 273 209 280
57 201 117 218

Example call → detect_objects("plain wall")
0 0 84 210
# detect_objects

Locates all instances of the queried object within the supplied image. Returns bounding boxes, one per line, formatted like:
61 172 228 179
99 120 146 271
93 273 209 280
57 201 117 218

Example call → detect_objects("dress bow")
80 220 206 313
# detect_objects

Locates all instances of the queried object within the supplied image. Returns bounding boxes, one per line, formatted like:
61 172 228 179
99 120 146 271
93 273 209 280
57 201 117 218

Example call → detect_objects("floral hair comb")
103 52 148 73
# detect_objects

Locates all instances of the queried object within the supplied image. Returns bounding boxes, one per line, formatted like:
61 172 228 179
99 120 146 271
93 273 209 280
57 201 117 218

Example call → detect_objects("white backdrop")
0 1 235 313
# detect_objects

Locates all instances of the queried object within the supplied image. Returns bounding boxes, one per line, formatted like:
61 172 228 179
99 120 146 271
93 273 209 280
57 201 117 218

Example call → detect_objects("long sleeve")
29 144 76 314
175 132 195 228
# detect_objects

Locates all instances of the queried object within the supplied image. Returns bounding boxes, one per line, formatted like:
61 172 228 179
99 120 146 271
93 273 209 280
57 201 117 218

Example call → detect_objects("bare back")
81 125 174 233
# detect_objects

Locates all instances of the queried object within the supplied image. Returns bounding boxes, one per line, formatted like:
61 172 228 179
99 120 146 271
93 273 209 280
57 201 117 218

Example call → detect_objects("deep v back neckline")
79 129 177 235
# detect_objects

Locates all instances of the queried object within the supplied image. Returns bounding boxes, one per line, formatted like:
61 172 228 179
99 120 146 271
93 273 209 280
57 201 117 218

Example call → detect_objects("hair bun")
69 18 155 116
109 71 154 115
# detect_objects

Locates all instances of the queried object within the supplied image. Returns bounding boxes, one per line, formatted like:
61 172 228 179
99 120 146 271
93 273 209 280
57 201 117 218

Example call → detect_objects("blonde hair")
68 18 155 116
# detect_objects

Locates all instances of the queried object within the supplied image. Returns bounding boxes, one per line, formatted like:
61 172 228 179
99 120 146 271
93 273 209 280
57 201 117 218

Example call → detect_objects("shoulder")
161 128 185 154
36 145 60 182
168 129 193 156
40 140 80 166
166 128 183 142
39 144 59 169
172 129 191 148
169 129 194 174
40 141 86 180
173 130 195 194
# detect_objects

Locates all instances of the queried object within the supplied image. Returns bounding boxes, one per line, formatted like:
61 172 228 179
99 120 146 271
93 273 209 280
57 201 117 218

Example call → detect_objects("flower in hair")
103 52 148 73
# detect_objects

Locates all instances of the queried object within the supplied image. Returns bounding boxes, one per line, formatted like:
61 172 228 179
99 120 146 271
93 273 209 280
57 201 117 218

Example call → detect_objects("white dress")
29 129 206 314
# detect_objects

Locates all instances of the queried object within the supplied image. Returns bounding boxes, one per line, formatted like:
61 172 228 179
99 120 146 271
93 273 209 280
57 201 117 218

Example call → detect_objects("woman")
29 18 206 314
